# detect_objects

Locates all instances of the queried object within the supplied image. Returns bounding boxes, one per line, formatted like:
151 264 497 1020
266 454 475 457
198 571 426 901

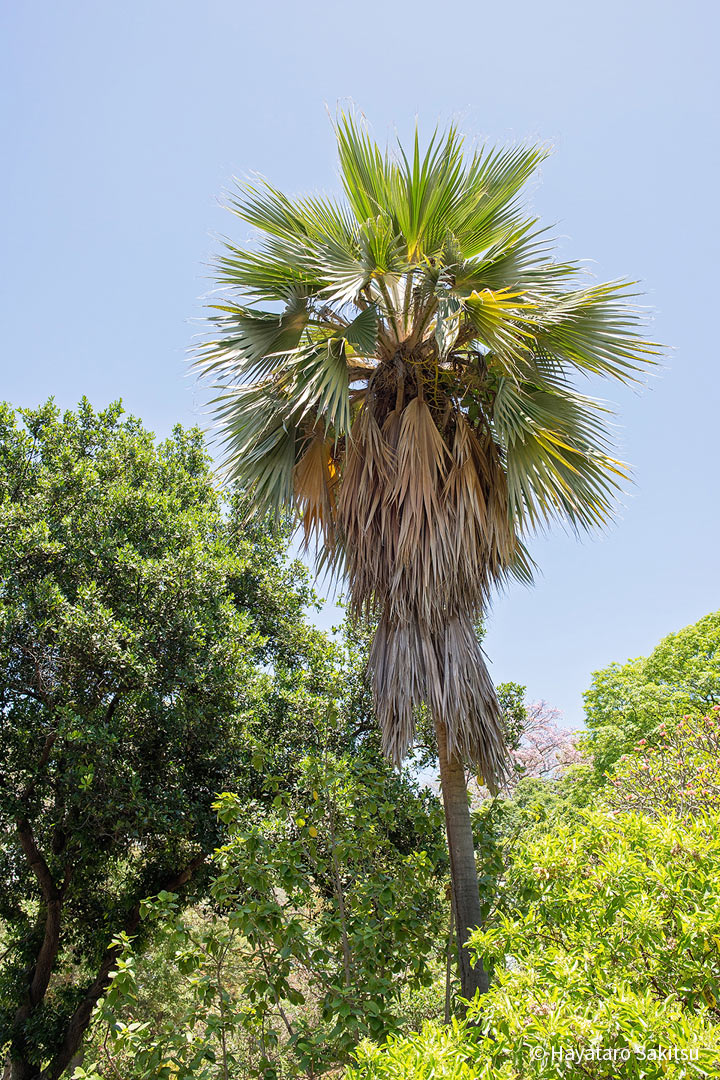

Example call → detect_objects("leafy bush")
83 740 446 1078
347 1019 478 1079
350 727 720 1078
466 808 720 1077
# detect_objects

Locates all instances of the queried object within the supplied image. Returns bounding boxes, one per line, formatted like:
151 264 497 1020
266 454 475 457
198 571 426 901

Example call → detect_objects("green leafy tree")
0 400 314 1079
496 683 528 752
582 611 720 778
196 114 657 999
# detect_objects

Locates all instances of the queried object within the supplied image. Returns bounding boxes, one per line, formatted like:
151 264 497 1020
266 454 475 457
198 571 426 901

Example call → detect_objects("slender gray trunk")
435 715 490 1006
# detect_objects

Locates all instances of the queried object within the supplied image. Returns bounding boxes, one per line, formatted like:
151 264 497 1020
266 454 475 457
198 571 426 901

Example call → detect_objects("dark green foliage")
0 400 315 1076
496 682 527 751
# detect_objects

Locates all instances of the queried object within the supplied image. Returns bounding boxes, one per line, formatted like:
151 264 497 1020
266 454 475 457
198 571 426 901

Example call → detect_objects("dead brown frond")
338 403 395 615
294 432 339 550
336 367 516 789
370 610 507 792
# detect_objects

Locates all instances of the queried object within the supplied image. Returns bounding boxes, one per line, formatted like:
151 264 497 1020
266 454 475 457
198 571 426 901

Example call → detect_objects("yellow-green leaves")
463 288 534 373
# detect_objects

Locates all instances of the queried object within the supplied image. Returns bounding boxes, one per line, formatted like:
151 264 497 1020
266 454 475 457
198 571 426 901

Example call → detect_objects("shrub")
347 1019 479 1080
349 800 720 1077
85 742 446 1078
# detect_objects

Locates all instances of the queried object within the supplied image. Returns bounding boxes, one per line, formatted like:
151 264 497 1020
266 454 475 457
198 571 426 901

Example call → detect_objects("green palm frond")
228 177 310 239
342 305 379 355
449 144 549 256
210 382 298 515
493 377 626 531
535 282 656 382
393 126 467 255
197 294 309 380
288 338 351 435
463 288 535 373
214 243 316 302
335 113 396 224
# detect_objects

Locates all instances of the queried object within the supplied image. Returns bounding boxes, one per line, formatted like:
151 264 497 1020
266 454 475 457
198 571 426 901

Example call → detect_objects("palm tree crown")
197 116 658 788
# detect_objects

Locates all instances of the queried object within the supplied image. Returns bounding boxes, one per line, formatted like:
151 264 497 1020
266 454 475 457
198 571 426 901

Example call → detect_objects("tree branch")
15 817 59 903
19 730 57 803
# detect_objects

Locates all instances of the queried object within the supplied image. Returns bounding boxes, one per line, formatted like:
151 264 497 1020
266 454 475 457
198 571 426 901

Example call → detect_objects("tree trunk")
6 1063 36 1080
434 715 490 1006
4 853 205 1080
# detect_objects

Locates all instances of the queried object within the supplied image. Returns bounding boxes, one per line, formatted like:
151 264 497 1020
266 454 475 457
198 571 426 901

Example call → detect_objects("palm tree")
196 115 657 1004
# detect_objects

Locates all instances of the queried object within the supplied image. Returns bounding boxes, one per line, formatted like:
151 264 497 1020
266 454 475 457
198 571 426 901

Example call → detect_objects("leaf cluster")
87 742 446 1077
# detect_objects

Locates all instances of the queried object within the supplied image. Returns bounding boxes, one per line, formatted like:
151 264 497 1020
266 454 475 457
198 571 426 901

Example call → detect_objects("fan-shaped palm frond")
196 114 659 789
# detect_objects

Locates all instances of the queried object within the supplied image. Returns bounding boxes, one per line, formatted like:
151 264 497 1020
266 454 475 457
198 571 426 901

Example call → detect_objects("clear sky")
2 0 718 727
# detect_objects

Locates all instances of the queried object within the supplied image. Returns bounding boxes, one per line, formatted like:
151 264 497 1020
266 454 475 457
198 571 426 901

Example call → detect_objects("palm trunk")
435 715 490 1006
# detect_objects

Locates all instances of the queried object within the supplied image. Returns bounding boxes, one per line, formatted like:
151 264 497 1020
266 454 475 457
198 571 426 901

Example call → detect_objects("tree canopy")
0 400 317 1078
581 611 720 776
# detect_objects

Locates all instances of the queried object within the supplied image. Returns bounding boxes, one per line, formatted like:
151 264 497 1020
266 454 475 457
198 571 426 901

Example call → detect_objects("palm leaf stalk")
196 115 659 1005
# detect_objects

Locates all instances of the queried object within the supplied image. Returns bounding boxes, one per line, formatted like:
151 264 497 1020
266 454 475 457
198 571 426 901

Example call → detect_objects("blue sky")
2 0 718 727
